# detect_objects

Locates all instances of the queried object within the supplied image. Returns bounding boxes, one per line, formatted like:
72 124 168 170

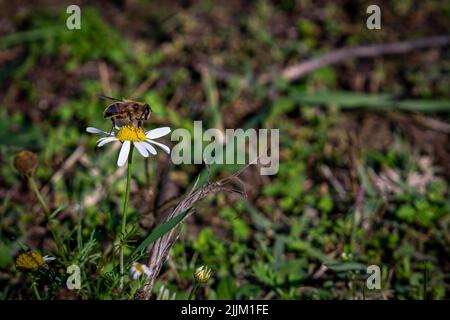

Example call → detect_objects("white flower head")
130 262 152 280
86 125 171 167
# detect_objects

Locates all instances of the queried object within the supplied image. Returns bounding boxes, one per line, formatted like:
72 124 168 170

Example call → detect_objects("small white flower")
86 125 171 167
130 262 152 280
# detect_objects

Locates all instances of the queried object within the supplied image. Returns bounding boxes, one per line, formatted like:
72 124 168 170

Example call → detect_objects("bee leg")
108 118 116 136
137 110 146 121
138 120 143 128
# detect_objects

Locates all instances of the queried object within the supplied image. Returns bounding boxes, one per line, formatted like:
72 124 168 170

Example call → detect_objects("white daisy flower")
86 125 171 167
130 262 152 280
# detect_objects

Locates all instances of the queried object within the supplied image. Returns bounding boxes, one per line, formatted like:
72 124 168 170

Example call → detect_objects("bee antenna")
97 94 122 101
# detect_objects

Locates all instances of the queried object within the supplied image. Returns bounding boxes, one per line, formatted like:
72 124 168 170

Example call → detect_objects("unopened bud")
14 150 38 176
194 265 212 283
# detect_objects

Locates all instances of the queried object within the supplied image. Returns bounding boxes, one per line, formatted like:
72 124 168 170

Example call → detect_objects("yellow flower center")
135 263 145 274
15 252 45 271
116 126 146 142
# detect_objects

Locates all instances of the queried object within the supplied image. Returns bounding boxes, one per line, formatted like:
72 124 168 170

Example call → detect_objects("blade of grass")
290 90 450 112
130 208 192 259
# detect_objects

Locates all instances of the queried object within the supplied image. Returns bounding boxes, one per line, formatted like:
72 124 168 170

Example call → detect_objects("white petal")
96 136 115 144
97 137 118 147
146 127 171 139
86 127 106 134
147 140 171 154
134 142 149 157
142 265 153 277
117 141 131 167
43 255 56 262
142 142 157 155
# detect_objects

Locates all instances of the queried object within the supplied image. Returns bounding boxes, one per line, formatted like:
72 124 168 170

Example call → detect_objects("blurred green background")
0 0 449 299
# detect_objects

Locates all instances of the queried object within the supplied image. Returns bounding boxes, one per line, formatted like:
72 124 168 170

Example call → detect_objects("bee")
99 95 152 133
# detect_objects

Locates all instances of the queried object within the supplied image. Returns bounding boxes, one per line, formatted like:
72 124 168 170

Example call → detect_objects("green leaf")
216 276 237 299
396 205 416 223
289 90 450 113
131 208 192 259
0 242 13 269
286 238 337 265
50 205 66 219
326 262 367 272
243 201 273 231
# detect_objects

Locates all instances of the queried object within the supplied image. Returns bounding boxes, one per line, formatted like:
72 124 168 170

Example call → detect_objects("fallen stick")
41 144 86 197
268 35 450 83
198 35 450 86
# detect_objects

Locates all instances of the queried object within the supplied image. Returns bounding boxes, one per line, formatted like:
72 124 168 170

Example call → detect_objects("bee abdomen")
103 104 119 118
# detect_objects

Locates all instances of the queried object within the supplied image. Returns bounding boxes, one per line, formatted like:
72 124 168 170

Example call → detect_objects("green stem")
31 280 41 300
120 145 134 289
188 282 199 300
28 175 50 218
28 175 67 263
423 262 428 300
362 281 366 300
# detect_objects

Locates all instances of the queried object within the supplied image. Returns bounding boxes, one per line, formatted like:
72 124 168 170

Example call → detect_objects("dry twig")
197 35 450 87
267 35 450 83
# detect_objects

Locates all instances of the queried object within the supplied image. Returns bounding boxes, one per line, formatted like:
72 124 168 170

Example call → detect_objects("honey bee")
99 95 152 132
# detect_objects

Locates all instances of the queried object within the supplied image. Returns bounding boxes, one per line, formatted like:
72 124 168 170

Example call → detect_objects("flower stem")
423 261 428 300
28 175 67 263
120 145 134 289
31 280 41 300
28 175 50 219
188 282 199 300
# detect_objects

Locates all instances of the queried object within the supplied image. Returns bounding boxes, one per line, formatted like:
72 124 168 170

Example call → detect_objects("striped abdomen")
103 103 121 118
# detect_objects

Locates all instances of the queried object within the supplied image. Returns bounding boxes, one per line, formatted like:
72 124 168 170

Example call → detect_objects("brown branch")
269 35 450 83
131 75 158 99
197 35 450 86
98 62 112 97
41 144 86 197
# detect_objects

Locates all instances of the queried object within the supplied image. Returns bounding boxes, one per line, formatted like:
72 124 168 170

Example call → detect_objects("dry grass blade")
137 166 249 299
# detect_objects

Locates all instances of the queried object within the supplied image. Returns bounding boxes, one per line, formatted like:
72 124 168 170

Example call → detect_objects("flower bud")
194 265 212 283
15 251 55 271
15 252 45 271
13 150 38 176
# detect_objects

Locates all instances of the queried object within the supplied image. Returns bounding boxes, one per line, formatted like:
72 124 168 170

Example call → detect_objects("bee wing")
97 94 123 102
